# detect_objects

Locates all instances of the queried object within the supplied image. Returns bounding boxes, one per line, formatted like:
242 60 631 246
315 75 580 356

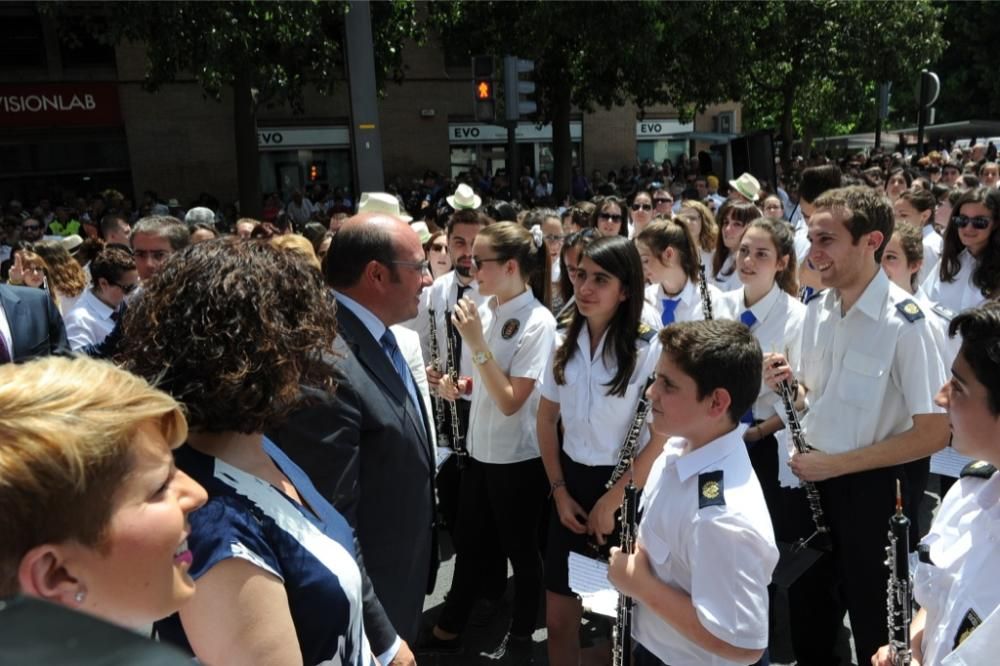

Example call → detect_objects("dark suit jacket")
0 284 69 361
270 304 437 653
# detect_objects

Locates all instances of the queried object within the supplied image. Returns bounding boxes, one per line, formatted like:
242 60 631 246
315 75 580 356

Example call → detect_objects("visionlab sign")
0 83 121 128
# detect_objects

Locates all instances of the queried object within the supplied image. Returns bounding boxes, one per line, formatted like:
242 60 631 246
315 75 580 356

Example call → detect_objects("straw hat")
728 173 761 202
410 221 431 244
357 192 413 222
446 183 482 210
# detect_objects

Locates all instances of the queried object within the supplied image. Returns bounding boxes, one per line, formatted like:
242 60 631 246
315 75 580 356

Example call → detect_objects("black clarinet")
697 264 714 320
885 479 912 666
777 378 832 551
427 308 451 450
445 312 467 468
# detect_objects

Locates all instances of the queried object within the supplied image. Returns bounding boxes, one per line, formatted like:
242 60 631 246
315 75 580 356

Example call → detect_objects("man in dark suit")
271 212 436 666
0 283 69 363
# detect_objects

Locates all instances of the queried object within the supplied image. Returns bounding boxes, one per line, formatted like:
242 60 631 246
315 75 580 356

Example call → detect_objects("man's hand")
388 640 417 666
790 449 842 482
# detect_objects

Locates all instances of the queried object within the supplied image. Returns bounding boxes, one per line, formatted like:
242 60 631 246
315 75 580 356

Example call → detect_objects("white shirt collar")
656 278 696 305
674 426 744 482
742 282 782 320
834 268 889 322
83 289 116 322
489 287 535 317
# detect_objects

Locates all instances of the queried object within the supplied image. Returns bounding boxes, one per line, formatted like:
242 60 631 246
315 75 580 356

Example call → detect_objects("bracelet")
549 479 567 497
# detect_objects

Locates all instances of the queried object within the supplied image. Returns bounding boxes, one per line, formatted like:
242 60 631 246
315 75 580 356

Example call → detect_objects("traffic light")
309 164 320 181
503 56 536 122
472 55 495 123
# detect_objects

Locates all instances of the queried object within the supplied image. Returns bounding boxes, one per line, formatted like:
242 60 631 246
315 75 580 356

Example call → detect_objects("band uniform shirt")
797 270 947 455
64 288 116 350
721 283 806 421
467 288 556 465
421 271 487 403
633 428 778 665
539 326 661 467
710 253 743 293
914 469 1000 666
921 249 988 315
644 279 735 329
918 225 944 287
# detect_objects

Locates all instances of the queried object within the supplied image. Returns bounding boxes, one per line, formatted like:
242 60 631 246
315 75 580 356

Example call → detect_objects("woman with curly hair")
676 199 720 277
31 241 88 315
119 238 372 666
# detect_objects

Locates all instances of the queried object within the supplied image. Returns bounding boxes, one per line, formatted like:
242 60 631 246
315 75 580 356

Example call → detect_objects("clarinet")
427 308 451 449
445 313 467 468
885 479 912 666
697 264 714 320
777 378 832 551
612 474 637 666
608 374 655 666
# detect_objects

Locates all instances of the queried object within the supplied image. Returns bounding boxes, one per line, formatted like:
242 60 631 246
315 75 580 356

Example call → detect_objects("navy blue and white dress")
155 439 372 666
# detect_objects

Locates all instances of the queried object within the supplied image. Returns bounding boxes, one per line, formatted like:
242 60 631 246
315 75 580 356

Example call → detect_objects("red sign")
0 83 122 128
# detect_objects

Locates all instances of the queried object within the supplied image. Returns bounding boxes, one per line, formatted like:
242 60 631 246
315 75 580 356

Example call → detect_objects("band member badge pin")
954 608 982 649
698 471 725 508
501 318 520 340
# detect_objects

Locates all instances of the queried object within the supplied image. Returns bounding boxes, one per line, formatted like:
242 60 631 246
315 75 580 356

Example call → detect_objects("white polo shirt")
540 326 661 467
633 429 778 665
921 249 989 315
644 279 735 329
64 289 116 351
467 289 556 465
420 271 487 401
720 283 806 421
915 469 1000 666
797 270 947 455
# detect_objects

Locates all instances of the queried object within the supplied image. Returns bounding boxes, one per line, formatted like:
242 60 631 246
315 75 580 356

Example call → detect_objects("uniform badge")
638 323 656 342
698 470 725 509
895 299 925 322
954 607 982 649
501 318 520 340
960 460 998 479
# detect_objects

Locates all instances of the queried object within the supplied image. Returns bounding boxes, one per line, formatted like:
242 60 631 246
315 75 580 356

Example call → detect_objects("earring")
74 589 86 604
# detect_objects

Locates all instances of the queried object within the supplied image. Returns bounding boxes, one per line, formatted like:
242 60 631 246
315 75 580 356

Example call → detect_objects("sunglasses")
430 243 448 252
598 212 623 223
952 215 992 230
21 225 42 232
631 203 653 212
113 281 139 294
472 256 505 270
653 198 673 205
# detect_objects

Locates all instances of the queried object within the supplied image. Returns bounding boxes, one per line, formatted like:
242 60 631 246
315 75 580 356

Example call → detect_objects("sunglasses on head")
598 212 623 222
631 203 652 212
952 215 992 230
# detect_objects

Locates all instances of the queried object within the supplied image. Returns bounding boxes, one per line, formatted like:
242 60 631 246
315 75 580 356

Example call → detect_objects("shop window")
0 9 46 68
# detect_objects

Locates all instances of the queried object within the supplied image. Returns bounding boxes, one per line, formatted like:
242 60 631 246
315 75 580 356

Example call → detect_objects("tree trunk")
550 78 572 205
234 70 262 219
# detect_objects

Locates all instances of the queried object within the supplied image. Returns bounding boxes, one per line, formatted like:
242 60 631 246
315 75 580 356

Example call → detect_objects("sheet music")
567 552 618 618
931 447 975 479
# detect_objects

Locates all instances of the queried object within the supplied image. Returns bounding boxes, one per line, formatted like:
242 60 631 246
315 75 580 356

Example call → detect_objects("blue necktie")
380 328 421 411
740 309 757 329
661 298 681 326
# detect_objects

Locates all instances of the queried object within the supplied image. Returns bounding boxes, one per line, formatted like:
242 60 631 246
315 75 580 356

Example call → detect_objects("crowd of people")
1 141 999 666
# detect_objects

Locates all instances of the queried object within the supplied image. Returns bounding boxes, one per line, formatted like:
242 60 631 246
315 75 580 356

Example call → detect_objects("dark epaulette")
698 470 725 509
960 460 997 479
802 288 825 305
895 298 925 323
638 323 656 342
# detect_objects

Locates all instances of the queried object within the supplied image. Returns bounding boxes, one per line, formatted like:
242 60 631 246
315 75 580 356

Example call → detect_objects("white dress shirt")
540 326 661 466
921 249 988 315
64 289 116 351
644 279 735 329
710 254 743 292
419 271 487 402
915 470 1000 666
634 429 779 664
918 225 944 286
797 270 947 455
467 289 556 465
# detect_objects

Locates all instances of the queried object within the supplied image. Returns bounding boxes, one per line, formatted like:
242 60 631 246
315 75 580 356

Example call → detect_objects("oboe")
885 479 912 666
777 378 832 552
697 264 714 320
445 313 467 468
427 308 451 449
607 374 656 488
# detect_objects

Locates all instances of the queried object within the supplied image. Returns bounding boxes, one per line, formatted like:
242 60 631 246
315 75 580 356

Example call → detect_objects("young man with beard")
766 186 949 665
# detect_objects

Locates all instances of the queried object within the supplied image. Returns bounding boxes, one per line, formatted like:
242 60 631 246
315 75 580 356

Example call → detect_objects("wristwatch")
472 350 494 366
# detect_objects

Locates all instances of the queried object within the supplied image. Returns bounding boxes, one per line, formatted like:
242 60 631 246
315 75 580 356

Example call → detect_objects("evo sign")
257 126 350 151
635 119 694 139
0 83 121 128
449 121 582 144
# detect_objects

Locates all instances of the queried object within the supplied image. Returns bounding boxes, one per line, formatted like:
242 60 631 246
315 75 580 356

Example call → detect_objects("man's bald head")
325 213 415 289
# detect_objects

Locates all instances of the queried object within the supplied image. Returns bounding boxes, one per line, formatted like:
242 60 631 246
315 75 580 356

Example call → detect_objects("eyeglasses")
653 198 673 205
952 215 992 230
389 259 431 274
472 256 505 270
598 213 623 223
543 234 565 243
631 203 653 212
21 225 42 232
113 281 139 294
22 265 44 273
